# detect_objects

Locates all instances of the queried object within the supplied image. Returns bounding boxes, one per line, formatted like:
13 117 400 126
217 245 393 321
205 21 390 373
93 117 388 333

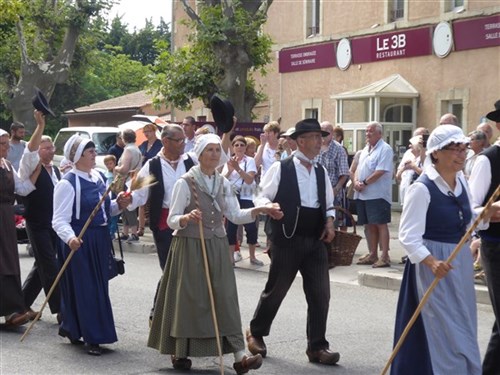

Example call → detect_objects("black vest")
269 157 327 246
479 145 500 240
24 166 60 229
148 155 194 231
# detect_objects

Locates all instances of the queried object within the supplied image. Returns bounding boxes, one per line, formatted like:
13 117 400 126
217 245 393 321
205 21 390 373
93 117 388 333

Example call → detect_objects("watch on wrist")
362 179 368 186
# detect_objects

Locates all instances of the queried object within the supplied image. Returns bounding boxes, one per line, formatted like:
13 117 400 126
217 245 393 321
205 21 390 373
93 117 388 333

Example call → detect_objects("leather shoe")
306 348 340 365
233 354 263 374
246 329 267 358
171 356 192 370
26 308 40 321
5 311 30 327
59 327 84 345
87 344 102 356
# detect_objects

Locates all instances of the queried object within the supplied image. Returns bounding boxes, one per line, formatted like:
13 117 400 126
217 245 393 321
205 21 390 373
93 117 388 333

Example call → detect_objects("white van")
53 127 120 172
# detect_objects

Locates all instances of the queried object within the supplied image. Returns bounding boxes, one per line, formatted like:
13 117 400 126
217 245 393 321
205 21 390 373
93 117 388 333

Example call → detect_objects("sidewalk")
120 211 490 305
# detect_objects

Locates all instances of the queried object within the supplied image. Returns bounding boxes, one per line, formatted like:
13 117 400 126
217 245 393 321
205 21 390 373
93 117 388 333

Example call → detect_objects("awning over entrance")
333 74 419 100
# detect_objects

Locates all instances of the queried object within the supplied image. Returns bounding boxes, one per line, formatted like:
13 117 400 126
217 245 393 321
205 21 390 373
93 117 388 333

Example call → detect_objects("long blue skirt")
57 226 117 344
391 239 481 375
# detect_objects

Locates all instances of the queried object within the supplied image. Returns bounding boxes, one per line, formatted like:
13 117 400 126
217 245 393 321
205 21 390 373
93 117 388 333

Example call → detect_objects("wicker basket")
328 206 362 268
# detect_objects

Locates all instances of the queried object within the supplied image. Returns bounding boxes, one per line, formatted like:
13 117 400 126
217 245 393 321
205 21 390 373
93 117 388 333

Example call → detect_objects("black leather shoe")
87 344 102 356
246 329 267 358
306 348 340 365
171 356 192 370
233 354 263 374
59 327 84 345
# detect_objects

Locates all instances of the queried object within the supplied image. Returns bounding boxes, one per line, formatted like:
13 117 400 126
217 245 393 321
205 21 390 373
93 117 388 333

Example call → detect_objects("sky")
109 0 172 31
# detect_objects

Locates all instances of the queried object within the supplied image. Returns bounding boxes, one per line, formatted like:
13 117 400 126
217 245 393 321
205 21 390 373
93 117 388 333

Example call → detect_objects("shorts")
356 198 391 225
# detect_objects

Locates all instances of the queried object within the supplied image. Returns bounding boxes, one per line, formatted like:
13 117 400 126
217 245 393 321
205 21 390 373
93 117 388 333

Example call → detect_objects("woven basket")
328 206 362 268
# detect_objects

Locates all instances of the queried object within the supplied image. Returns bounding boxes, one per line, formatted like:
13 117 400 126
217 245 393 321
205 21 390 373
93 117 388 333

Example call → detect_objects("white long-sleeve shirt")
167 175 254 231
399 165 485 264
254 154 335 219
52 169 121 244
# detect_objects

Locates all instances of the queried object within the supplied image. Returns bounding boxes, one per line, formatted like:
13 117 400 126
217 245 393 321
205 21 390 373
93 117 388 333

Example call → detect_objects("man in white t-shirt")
354 121 394 268
7 122 27 171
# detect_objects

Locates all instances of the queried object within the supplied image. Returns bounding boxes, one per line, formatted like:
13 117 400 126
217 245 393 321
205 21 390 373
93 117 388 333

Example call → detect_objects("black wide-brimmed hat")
32 87 55 117
486 99 500 122
210 94 235 133
289 118 329 140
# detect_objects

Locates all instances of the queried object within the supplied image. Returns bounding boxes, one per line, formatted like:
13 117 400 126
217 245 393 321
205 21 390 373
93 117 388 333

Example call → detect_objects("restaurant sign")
351 27 432 64
279 42 336 73
453 14 500 51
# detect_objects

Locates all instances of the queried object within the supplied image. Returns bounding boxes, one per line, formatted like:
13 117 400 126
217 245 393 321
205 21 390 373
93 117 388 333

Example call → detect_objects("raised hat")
486 99 500 122
32 87 55 117
210 94 235 133
289 119 329 140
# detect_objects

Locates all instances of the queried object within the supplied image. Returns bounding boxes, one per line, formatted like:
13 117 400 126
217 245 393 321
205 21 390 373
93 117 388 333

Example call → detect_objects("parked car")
53 126 120 172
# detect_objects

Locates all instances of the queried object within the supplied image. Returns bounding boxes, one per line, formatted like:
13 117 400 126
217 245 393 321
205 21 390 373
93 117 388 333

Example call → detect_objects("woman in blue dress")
391 125 487 375
52 134 129 355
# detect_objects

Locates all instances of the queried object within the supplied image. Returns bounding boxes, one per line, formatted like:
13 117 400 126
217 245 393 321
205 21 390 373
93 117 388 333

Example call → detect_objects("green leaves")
151 1 273 121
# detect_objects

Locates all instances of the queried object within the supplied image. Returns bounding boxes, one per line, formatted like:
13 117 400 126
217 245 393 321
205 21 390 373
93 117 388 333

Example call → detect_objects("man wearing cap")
354 121 394 268
7 122 27 171
246 118 340 366
469 100 500 375
278 127 297 159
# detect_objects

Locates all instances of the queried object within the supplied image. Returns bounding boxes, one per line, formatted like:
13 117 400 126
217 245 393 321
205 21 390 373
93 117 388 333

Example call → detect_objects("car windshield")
92 133 117 155
54 131 90 156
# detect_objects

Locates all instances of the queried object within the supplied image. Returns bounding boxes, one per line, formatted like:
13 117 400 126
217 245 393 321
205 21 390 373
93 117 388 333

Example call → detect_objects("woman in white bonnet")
148 134 283 373
52 134 130 356
391 125 494 374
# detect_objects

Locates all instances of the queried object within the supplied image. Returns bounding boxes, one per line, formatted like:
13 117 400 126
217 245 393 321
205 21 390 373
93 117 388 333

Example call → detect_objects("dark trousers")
152 227 174 271
250 236 331 351
150 227 174 317
481 239 500 375
22 223 61 314
227 198 258 245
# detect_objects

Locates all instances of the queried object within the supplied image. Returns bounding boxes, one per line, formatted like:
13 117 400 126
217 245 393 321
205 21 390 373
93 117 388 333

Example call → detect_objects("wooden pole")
21 182 115 342
190 177 224 375
380 184 500 375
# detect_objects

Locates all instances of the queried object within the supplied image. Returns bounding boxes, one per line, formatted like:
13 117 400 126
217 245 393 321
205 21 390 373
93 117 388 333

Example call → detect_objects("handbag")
108 232 125 280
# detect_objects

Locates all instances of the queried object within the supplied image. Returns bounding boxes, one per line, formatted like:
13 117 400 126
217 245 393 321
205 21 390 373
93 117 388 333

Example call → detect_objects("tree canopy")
150 0 273 122
0 0 170 135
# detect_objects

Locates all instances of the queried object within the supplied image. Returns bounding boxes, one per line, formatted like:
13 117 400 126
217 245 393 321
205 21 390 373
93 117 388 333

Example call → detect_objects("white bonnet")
426 125 469 156
0 129 8 137
63 134 93 164
194 134 222 159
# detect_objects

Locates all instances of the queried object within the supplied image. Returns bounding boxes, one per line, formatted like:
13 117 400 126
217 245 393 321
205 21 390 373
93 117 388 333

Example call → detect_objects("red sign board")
279 42 336 73
352 27 432 64
453 15 500 51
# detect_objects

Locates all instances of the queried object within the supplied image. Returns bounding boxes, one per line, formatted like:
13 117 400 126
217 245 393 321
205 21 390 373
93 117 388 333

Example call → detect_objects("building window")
305 108 319 119
445 100 463 126
306 0 320 37
389 0 405 22
446 0 465 12
340 98 369 123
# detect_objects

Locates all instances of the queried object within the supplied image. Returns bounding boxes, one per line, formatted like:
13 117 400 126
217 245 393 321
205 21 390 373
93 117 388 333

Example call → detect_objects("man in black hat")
246 118 340 366
469 100 500 374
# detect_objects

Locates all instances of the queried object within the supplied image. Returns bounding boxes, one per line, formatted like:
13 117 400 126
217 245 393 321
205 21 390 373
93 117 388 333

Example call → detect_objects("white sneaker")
250 258 264 266
234 251 243 263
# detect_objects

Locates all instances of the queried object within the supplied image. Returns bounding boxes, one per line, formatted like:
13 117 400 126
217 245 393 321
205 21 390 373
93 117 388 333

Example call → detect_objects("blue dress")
57 173 117 345
391 174 481 375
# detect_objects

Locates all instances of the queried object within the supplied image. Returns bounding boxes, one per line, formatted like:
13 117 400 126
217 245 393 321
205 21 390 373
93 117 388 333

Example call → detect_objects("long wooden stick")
380 184 500 375
21 182 115 342
190 177 224 375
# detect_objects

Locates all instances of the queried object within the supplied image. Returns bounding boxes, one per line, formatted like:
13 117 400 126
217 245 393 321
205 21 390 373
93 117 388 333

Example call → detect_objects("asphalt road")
0 247 495 375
